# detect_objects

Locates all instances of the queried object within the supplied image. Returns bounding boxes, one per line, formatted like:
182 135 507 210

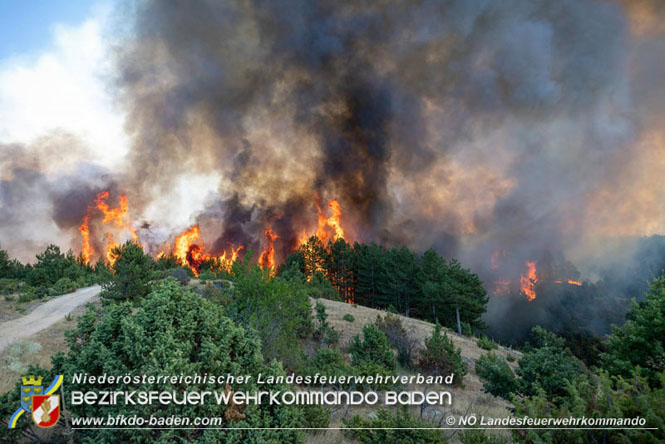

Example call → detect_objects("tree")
385 247 420 316
516 327 586 402
602 276 665 387
52 278 304 443
100 241 154 303
229 255 313 371
349 324 397 373
475 353 518 400
418 322 466 387
513 370 664 443
353 242 390 308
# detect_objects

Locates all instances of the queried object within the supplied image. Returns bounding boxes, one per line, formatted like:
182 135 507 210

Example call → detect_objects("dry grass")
307 298 519 443
0 302 90 395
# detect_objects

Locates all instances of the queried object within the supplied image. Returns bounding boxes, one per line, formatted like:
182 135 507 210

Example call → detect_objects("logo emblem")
31 395 60 428
20 375 43 412
8 374 63 429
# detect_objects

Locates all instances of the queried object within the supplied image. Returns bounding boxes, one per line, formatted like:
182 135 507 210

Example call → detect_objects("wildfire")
258 226 279 273
490 249 506 270
105 233 119 267
298 196 348 247
169 224 243 276
78 216 93 265
520 261 538 301
492 280 511 296
554 279 583 286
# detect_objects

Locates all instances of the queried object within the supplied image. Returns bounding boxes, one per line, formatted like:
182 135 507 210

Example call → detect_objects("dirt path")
0 285 100 354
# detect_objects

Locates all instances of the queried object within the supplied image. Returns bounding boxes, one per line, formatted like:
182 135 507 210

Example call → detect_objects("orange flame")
258 226 279 273
302 196 347 246
170 224 242 276
554 279 582 286
105 233 119 267
78 215 93 265
520 261 538 301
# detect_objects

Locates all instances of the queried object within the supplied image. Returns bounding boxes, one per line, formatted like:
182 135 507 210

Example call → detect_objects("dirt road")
0 285 100 354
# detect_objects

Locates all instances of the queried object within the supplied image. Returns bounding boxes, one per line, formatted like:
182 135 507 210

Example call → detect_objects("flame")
553 279 582 286
258 226 279 273
520 261 538 301
79 191 142 265
174 225 207 275
301 196 347 246
95 191 129 228
105 233 119 267
170 224 242 276
78 215 93 265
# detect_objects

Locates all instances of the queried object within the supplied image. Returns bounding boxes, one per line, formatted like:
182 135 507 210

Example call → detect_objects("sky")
0 0 128 168
0 0 98 57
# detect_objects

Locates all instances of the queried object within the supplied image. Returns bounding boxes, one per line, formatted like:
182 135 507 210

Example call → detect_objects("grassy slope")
0 291 516 443
309 298 517 443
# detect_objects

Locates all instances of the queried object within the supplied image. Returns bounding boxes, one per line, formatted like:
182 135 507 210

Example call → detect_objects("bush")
475 352 518 400
302 405 330 432
513 370 664 443
418 323 466 387
516 327 586 402
50 278 305 443
506 353 515 363
168 267 192 285
198 270 216 281
476 334 498 351
459 429 509 444
0 278 19 294
100 242 155 303
230 255 313 372
375 314 418 368
343 313 355 322
309 347 353 376
602 276 665 387
343 407 447 443
50 277 77 296
349 324 396 373
313 301 339 345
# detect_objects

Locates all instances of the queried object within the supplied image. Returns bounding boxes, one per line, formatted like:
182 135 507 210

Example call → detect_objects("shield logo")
31 395 60 428
20 383 43 412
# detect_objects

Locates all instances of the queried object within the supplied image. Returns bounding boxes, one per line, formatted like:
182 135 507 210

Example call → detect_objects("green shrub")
476 334 498 351
460 321 473 337
230 255 313 372
199 282 231 306
168 267 191 285
198 270 216 281
506 353 515 362
302 405 330 432
49 278 305 443
375 314 418 368
100 242 155 303
17 291 36 303
349 324 396 373
50 277 77 296
4 294 15 302
418 323 466 387
343 313 355 322
309 347 353 376
475 352 518 400
313 301 339 345
0 278 19 294
459 429 509 444
343 407 447 443
602 276 665 387
513 370 664 443
517 327 586 402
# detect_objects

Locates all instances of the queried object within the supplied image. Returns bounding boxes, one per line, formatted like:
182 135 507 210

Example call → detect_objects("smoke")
2 0 665 337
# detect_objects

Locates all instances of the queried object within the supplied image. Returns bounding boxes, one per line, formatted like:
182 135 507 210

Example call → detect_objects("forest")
0 240 663 443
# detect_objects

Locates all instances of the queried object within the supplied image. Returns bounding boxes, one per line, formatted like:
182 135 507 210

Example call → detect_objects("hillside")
309 297 517 443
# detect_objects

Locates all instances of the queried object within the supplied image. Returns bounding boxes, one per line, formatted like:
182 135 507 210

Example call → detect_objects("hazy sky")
0 0 98 57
